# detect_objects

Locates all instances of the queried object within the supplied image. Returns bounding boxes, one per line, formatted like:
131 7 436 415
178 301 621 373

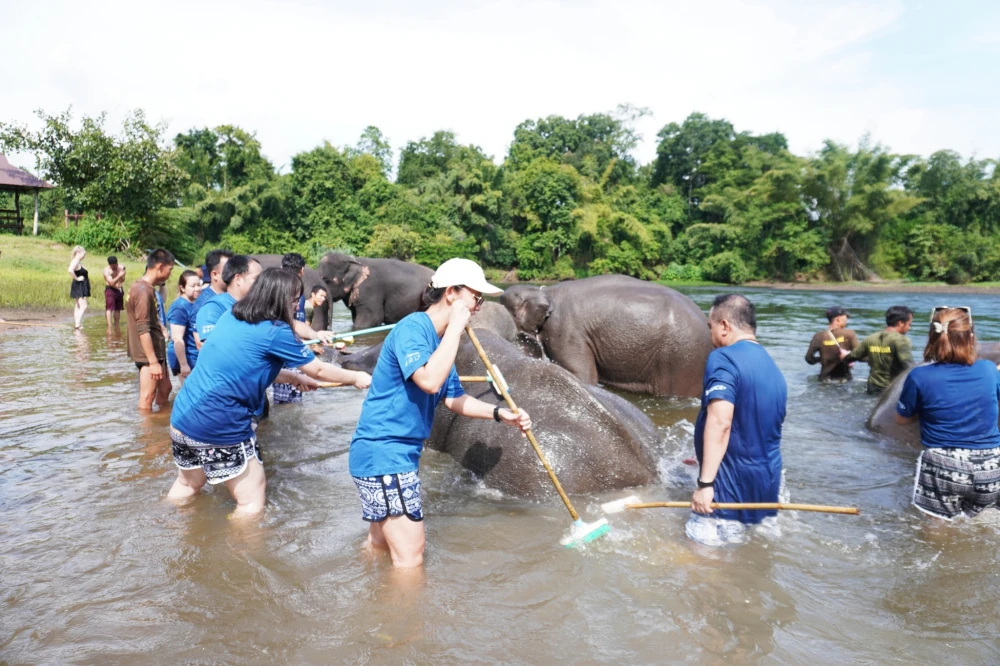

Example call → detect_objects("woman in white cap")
349 258 532 569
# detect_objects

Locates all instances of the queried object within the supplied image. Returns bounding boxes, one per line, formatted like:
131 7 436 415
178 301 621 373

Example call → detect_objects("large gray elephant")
318 252 432 330
338 307 662 497
866 342 1000 446
500 275 712 397
428 328 661 497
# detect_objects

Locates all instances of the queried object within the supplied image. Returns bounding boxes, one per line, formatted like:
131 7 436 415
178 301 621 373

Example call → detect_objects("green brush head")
560 518 611 548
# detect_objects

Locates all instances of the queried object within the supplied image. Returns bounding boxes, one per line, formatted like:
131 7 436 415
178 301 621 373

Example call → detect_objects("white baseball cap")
430 258 502 295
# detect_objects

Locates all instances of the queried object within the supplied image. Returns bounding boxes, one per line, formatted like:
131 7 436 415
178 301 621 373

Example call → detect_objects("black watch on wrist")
697 477 715 489
493 405 502 422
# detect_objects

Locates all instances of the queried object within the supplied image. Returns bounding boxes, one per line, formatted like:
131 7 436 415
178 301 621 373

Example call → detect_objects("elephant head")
500 285 552 335
319 252 367 305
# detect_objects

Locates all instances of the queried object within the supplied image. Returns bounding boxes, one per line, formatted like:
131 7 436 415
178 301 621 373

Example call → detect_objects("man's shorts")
105 286 123 311
170 427 262 485
913 446 1000 520
352 471 423 522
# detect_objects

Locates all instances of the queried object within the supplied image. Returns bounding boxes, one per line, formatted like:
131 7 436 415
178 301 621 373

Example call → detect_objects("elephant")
318 252 432 330
866 342 1000 446
500 275 712 398
250 254 330 331
426 328 662 497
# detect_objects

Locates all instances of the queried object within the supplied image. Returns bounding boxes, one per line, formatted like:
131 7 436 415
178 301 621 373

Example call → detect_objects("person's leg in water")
154 371 172 406
225 457 267 518
74 297 88 329
105 300 113 328
378 515 426 568
138 364 158 410
168 467 207 502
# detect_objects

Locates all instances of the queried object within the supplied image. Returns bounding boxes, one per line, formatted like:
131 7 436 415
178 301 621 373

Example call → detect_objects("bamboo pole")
466 326 581 522
625 502 860 515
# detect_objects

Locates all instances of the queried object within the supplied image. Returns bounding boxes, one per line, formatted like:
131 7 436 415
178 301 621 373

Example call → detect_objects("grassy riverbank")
0 236 146 309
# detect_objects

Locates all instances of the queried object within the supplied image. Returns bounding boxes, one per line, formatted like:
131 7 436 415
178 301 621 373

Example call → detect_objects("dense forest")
2 106 999 284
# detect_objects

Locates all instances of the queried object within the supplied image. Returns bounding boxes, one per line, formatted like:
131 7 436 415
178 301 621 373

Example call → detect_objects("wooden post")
14 191 20 235
64 208 68 229
32 190 39 236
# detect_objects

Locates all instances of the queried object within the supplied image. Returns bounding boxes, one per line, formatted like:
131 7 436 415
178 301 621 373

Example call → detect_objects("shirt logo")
405 352 421 366
897 401 906 411
705 384 728 397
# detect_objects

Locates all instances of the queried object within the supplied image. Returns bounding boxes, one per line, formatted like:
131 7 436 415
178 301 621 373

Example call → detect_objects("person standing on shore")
102 256 126 329
68 246 91 330
688 294 787 546
845 305 914 394
805 306 858 382
126 249 175 410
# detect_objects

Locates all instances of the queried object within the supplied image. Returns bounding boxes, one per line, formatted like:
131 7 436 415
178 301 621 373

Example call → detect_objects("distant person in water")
688 294 787 546
272 253 336 404
191 249 233 348
896 307 1000 520
805 306 858 382
166 270 202 384
168 268 371 518
126 249 175 410
349 258 531 569
103 255 126 329
305 285 328 328
845 305 914 394
68 245 90 330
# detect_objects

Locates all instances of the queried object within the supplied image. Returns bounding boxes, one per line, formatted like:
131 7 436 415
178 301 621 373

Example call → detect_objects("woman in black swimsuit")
68 245 91 330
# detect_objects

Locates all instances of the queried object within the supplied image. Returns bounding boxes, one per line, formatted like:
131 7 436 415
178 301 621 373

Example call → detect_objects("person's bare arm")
139 332 163 380
895 414 917 425
298 358 371 388
411 303 470 394
443 394 531 432
171 324 191 376
104 267 115 288
69 256 83 279
692 399 735 514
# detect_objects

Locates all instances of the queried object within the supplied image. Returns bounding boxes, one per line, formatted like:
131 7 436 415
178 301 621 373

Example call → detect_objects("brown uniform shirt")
805 327 859 381
126 279 166 363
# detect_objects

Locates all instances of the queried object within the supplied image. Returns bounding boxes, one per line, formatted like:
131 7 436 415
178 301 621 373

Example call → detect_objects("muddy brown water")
3 289 1000 664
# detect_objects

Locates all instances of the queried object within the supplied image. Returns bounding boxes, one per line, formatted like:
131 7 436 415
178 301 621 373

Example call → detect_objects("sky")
3 0 999 172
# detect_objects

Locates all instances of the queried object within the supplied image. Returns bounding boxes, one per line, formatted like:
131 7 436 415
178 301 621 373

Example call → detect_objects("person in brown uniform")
805 306 859 382
127 249 175 410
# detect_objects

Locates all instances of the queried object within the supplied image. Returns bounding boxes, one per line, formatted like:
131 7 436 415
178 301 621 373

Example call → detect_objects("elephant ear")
516 288 553 334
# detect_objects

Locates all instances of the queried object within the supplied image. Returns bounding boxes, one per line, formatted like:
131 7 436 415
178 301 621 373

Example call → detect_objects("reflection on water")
3 289 1000 664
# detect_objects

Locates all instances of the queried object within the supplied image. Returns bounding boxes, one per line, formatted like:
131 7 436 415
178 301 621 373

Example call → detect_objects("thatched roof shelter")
0 154 54 235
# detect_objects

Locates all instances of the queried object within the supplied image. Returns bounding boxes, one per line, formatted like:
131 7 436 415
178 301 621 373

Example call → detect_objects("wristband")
697 477 714 489
493 405 502 422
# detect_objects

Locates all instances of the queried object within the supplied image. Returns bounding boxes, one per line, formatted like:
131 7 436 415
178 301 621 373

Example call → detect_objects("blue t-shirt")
694 340 787 524
896 360 1000 449
155 291 167 329
171 313 314 444
166 297 199 370
349 312 464 477
191 286 222 325
195 292 237 342
295 295 306 323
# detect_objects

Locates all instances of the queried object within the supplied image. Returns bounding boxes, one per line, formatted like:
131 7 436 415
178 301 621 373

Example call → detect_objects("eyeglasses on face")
457 285 485 308
931 305 972 324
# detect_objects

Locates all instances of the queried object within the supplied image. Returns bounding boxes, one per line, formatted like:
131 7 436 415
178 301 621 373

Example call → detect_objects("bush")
53 215 140 255
701 251 751 284
659 262 704 281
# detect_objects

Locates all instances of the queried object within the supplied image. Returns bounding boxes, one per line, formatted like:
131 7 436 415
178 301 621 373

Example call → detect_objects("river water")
2 288 1000 665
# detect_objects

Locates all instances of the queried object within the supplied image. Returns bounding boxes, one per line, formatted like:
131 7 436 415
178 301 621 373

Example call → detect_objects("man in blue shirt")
688 294 788 546
191 249 233 348
195 255 261 343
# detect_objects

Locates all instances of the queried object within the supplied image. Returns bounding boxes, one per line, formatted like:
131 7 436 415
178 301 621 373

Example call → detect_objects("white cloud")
2 0 997 172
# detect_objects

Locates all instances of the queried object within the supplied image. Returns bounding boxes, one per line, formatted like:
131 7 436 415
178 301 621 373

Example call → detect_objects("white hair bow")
933 320 949 334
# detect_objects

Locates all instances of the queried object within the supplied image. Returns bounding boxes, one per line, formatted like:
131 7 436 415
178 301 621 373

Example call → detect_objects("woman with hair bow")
896 307 1000 520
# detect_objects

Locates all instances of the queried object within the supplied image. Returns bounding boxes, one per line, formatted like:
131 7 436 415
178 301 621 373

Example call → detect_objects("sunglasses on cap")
457 285 485 308
931 305 972 325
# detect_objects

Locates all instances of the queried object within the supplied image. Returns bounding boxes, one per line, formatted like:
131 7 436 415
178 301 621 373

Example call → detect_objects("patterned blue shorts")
352 472 423 522
170 427 261 485
271 382 302 404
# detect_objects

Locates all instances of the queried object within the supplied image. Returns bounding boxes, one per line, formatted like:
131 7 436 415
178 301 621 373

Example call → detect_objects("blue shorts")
352 472 423 522
272 382 302 404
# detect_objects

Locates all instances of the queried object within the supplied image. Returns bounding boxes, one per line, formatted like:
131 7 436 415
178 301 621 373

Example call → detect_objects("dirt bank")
744 281 1000 295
